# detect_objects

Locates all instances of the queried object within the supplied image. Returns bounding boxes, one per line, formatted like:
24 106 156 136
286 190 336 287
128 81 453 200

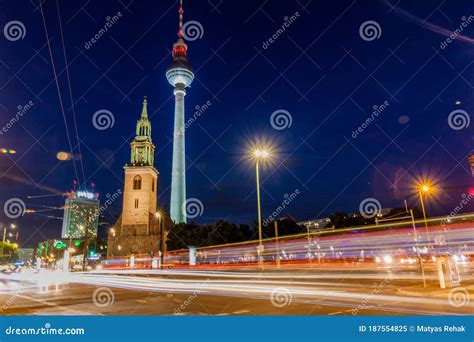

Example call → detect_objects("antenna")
178 0 184 38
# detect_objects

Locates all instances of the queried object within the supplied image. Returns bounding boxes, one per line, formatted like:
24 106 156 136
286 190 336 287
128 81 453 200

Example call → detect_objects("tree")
325 212 371 228
324 207 424 231
166 221 251 251
0 242 18 263
261 218 306 238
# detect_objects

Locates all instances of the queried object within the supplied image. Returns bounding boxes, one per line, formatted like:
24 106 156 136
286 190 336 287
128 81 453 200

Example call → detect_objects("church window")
152 178 155 192
133 176 142 190
134 199 139 208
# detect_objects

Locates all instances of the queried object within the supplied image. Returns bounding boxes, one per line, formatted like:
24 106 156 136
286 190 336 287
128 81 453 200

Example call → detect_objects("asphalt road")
0 267 472 315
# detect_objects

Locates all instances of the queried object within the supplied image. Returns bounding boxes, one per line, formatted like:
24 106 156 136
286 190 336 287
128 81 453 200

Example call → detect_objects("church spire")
130 97 154 167
141 96 148 118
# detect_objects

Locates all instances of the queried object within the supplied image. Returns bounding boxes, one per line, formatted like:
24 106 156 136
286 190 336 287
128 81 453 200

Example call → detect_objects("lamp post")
155 212 164 269
254 149 269 246
418 184 432 243
1 224 16 262
410 209 426 287
110 228 116 258
81 224 89 272
253 148 269 268
274 221 280 268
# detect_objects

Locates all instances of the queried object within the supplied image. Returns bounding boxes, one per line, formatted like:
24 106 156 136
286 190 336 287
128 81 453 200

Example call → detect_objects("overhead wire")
38 0 81 186
55 0 87 188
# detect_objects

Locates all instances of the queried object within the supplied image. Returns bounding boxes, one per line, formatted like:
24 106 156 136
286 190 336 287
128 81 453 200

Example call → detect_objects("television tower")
167 0 194 223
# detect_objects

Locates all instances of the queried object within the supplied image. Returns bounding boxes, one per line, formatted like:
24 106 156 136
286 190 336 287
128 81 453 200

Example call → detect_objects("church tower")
122 97 158 230
108 98 164 258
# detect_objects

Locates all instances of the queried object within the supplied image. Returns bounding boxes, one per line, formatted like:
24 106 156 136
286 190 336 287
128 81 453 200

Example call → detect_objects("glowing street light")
419 184 431 223
254 149 269 159
418 183 434 242
0 148 16 155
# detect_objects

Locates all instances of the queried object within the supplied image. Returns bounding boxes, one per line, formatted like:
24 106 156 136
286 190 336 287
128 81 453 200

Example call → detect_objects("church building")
107 97 165 258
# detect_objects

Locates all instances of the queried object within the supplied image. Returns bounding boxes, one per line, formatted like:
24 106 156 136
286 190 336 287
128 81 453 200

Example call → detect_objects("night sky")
0 0 473 247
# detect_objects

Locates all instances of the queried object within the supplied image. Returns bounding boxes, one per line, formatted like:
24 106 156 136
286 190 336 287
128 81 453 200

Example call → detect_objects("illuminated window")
133 176 142 190
134 199 139 208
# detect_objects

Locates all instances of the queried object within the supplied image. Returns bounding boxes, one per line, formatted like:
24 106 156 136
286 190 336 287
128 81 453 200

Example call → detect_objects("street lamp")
253 148 270 246
1 224 16 261
110 228 116 258
418 183 433 243
80 224 89 272
155 211 164 269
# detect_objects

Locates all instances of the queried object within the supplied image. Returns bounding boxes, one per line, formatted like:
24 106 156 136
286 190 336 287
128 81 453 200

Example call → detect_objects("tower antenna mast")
178 0 184 39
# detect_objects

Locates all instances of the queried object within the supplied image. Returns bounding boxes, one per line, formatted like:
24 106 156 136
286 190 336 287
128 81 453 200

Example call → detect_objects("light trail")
1 220 472 315
102 223 474 270
2 271 468 315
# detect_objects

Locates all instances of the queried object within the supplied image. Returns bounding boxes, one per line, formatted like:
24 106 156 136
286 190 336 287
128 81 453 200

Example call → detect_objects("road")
0 266 472 315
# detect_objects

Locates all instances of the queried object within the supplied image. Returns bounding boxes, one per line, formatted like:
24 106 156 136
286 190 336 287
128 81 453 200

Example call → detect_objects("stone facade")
107 215 167 257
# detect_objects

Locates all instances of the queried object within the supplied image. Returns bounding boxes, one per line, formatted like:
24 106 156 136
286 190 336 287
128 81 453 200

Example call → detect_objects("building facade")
107 98 165 257
61 191 99 239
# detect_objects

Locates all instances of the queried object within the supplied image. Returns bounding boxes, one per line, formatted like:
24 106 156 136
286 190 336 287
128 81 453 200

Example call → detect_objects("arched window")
133 176 142 190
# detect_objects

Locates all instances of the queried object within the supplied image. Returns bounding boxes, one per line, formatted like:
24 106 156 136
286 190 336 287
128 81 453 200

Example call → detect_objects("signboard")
447 257 461 287
189 246 196 266
77 191 96 200
18 248 34 262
